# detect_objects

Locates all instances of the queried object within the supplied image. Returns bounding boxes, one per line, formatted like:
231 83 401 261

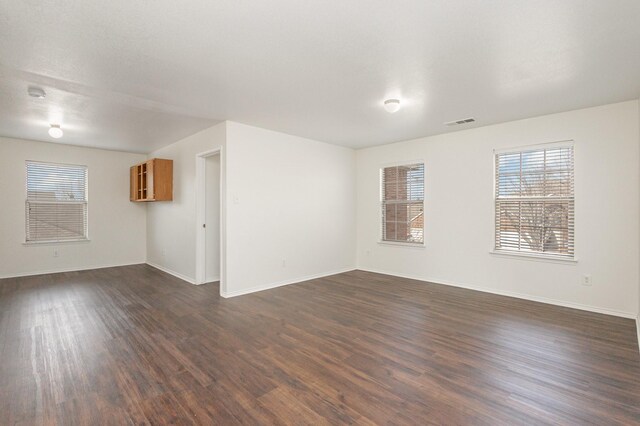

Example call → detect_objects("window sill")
490 249 577 264
378 241 426 249
23 239 90 246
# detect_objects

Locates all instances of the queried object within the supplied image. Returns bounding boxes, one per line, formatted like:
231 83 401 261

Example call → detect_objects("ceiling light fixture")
383 99 401 113
28 87 46 99
48 124 63 139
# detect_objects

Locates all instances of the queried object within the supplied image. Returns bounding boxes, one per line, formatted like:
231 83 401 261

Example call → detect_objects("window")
495 144 574 258
381 163 424 244
25 161 88 243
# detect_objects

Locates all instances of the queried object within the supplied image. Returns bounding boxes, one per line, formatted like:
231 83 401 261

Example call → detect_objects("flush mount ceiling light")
383 99 401 113
48 124 63 139
27 86 46 99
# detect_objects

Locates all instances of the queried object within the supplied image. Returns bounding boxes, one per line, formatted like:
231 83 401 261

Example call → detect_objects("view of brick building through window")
382 163 424 244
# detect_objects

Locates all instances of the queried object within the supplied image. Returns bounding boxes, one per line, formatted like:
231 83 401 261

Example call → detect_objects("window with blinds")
495 145 574 258
25 161 88 243
381 163 424 244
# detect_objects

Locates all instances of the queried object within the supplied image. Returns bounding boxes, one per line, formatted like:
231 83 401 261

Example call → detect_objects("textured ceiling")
0 0 639 153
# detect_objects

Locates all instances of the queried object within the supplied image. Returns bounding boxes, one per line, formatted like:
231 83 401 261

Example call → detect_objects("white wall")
4 101 637 319
224 122 356 296
357 101 640 318
146 123 226 282
0 137 147 278
205 154 220 282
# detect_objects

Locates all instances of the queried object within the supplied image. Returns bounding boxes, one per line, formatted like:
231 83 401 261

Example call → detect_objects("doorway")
195 148 225 292
204 154 220 283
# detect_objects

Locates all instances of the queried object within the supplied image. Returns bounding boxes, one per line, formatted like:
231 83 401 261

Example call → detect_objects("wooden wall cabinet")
130 158 173 202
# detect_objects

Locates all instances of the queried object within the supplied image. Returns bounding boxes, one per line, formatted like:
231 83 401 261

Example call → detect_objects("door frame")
195 147 225 294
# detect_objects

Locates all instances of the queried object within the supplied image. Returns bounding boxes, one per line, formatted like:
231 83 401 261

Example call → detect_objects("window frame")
492 141 576 262
379 161 425 247
24 160 89 244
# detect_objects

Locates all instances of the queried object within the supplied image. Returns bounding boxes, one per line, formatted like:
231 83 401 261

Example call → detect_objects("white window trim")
490 249 577 264
492 140 576 262
493 139 574 155
378 240 426 249
24 239 91 246
25 160 89 244
379 161 425 246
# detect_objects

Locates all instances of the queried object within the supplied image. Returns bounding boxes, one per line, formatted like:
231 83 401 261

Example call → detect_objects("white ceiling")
0 0 639 153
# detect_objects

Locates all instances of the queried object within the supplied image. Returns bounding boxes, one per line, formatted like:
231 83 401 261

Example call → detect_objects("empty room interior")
1 1 640 424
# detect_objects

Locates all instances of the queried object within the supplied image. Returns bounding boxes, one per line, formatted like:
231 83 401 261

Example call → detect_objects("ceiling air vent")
444 117 475 127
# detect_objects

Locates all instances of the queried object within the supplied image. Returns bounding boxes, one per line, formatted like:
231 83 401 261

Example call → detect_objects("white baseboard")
146 262 196 285
0 261 146 280
220 267 356 298
358 267 637 319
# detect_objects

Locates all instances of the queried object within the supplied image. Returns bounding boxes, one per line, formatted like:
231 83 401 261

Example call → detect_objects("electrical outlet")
365 249 371 256
282 259 286 267
161 249 166 258
53 248 59 258
581 275 592 286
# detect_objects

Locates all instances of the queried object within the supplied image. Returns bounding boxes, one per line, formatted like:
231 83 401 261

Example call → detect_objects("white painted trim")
23 239 91 246
636 315 640 354
358 267 637 319
204 276 220 284
220 267 356 298
490 250 578 264
195 147 226 294
378 241 426 249
493 139 574 154
146 262 196 285
378 158 426 169
0 261 145 280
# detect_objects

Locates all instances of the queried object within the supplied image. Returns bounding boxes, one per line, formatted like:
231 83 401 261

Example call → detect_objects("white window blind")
381 163 424 244
495 145 574 258
25 161 88 243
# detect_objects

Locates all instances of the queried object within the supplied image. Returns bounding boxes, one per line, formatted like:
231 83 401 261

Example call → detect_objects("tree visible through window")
381 163 424 244
26 161 88 243
495 145 574 258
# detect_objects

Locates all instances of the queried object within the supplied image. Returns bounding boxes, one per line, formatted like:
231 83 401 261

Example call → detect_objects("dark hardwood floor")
0 265 639 425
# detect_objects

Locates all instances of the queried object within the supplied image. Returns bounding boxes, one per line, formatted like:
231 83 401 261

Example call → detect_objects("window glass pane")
385 203 396 221
27 163 87 201
495 146 574 258
497 174 521 197
521 173 545 197
521 150 545 171
545 171 571 197
26 161 88 242
383 167 399 200
497 152 521 174
546 147 572 170
381 163 424 244
385 222 396 241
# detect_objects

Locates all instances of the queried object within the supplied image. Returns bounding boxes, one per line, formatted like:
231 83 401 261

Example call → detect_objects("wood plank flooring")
0 265 639 425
